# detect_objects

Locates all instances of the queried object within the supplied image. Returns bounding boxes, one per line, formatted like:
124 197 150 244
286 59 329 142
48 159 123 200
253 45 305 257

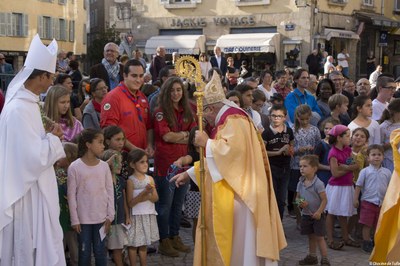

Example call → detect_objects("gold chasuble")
370 128 400 263
193 108 286 266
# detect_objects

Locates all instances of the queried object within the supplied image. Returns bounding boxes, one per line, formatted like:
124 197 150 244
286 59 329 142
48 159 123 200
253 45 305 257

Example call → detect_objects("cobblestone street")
109 214 371 266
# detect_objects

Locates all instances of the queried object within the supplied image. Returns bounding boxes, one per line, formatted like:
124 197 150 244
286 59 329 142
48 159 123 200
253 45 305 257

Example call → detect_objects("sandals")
344 238 361 248
327 240 344 250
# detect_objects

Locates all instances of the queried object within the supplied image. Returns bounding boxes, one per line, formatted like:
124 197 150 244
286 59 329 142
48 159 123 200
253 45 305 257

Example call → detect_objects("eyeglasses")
357 83 370 86
270 114 285 119
382 86 396 91
0 58 5 60
105 49 118 53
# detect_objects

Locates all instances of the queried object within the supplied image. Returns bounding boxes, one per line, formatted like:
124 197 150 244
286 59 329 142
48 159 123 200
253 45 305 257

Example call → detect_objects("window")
329 0 347 3
43 16 52 39
235 0 270 6
59 19 67 40
396 0 400 11
362 0 373 6
59 0 66 4
38 16 53 39
69 20 75 42
160 0 202 8
0 13 9 36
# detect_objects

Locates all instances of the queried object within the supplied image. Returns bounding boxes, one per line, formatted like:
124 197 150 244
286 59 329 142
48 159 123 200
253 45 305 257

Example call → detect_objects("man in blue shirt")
284 68 322 126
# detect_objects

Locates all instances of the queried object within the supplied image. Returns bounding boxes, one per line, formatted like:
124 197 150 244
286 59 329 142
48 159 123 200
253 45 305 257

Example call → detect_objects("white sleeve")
205 139 223 183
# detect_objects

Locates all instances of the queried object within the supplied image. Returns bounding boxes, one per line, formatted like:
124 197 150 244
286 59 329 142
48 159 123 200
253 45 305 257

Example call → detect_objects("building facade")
0 0 87 72
93 0 400 80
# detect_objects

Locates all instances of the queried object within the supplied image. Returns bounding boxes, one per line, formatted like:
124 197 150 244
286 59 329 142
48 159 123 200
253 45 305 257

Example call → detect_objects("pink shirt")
67 158 115 225
327 145 354 186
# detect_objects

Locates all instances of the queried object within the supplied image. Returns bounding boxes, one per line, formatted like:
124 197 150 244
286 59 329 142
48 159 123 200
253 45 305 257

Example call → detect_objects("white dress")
0 87 66 266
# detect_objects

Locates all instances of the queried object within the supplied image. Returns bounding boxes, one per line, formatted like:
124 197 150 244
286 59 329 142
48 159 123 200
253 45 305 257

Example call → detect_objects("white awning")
215 33 280 54
144 35 206 55
324 29 360 41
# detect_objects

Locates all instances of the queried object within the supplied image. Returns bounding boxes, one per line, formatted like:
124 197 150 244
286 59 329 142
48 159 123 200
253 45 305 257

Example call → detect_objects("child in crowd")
262 105 294 219
314 117 339 186
102 149 129 266
328 94 351 126
348 95 380 145
103 126 129 179
296 155 330 266
354 145 391 254
126 149 159 266
347 127 370 239
67 129 115 266
379 98 400 172
351 127 370 182
325 125 360 250
44 85 84 142
55 142 78 266
174 127 200 241
289 105 321 222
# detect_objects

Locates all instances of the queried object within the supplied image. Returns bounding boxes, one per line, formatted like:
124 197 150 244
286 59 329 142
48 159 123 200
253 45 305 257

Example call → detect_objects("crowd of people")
1 34 399 266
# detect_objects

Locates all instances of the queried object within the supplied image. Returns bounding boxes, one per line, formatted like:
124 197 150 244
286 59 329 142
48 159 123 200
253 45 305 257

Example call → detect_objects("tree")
87 23 120 65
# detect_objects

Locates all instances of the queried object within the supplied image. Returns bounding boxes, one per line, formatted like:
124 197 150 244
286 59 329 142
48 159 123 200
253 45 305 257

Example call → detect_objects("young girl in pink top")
325 125 360 250
67 128 115 266
44 85 83 142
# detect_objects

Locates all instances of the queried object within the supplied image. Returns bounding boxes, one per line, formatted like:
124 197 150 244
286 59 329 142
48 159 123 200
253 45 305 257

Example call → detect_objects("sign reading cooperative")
170 16 256 28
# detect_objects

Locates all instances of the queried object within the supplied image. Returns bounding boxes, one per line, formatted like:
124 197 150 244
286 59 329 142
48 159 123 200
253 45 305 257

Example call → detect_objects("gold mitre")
204 70 225 105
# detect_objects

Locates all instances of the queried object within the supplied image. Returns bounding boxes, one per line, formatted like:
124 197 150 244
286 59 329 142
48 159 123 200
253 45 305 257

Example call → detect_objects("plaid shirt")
273 83 291 99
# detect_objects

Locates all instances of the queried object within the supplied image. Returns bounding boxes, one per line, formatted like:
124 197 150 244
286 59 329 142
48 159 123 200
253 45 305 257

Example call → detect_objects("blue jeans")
78 223 107 266
270 164 291 220
155 175 189 240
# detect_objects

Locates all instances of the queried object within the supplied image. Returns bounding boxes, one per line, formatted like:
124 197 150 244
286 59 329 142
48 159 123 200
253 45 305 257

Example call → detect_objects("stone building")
0 0 87 72
91 0 400 79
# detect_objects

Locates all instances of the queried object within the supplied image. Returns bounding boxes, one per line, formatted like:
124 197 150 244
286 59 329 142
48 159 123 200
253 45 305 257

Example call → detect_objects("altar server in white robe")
0 34 66 266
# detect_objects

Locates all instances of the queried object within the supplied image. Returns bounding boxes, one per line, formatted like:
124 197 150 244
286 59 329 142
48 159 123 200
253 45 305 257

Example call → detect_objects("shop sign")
223 46 261 53
165 48 179 54
170 16 256 28
379 31 388 47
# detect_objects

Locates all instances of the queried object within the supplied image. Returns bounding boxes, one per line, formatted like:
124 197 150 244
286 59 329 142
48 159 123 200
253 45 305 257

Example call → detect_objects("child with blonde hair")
44 85 84 142
126 149 159 266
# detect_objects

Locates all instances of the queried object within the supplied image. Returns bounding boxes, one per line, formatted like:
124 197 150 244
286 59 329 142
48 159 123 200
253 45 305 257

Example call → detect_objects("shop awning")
215 33 280 54
324 29 360 41
144 35 206 55
354 11 400 28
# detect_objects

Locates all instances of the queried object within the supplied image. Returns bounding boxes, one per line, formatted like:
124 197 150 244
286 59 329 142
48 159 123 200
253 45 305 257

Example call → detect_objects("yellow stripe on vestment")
194 161 234 266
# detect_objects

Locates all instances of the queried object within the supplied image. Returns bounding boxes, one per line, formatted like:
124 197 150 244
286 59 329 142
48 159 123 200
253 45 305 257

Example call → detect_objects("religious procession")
1 1 400 266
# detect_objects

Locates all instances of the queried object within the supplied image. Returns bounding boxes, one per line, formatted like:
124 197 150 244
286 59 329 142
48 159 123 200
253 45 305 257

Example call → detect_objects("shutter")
23 14 28 36
54 18 60 40
6 13 12 36
83 23 87 44
50 17 55 39
396 0 400 10
0 13 6 36
160 0 169 4
69 20 75 41
37 16 43 37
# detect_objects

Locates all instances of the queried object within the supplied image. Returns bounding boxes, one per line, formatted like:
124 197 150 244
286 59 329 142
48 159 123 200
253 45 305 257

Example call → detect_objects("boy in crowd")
262 105 294 219
328 94 351 126
354 145 391 253
296 155 330 266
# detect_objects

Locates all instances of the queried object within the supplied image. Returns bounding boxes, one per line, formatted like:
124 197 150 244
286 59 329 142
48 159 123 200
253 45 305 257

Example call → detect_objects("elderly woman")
82 78 108 129
152 77 197 257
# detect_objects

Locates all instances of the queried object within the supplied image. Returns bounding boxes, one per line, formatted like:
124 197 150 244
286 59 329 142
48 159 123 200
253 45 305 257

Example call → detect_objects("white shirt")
348 119 381 145
356 165 391 206
337 53 349 68
369 70 381 88
324 61 335 74
372 98 388 121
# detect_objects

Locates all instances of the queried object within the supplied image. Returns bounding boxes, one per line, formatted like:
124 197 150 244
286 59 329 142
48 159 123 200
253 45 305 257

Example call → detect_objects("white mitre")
5 34 58 104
